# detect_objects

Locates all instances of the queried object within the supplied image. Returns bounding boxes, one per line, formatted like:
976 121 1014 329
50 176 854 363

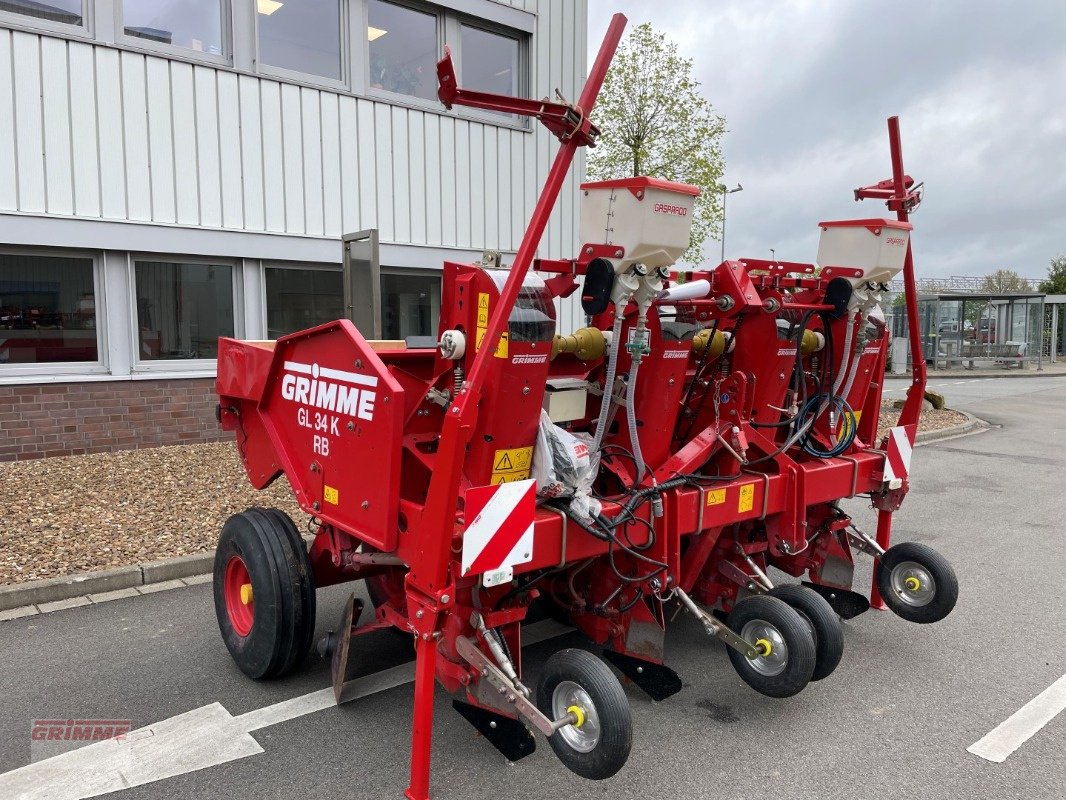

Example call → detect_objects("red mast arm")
407 14 628 599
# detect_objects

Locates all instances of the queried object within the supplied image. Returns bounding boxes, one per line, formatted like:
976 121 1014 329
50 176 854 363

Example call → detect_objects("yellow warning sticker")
476 292 490 352
324 485 339 505
494 447 533 472
706 488 726 506
491 446 533 484
738 484 755 513
494 331 509 359
490 472 529 485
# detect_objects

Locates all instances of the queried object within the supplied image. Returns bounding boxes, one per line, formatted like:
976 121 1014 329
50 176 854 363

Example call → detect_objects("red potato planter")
212 13 957 799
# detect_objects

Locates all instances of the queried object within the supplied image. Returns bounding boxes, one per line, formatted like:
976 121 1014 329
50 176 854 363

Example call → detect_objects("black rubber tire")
536 648 632 780
768 584 844 681
213 508 316 679
875 541 958 624
262 508 317 671
726 594 816 698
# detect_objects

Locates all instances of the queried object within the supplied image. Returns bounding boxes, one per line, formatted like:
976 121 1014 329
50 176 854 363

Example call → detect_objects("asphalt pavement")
1 376 1063 800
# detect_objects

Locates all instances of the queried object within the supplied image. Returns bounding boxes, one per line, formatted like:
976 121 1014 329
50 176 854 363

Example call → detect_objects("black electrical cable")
618 513 655 552
590 443 641 501
570 511 669 586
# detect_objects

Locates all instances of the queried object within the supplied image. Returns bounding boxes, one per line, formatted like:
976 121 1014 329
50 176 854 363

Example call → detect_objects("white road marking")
0 703 263 800
0 619 571 799
968 674 1066 763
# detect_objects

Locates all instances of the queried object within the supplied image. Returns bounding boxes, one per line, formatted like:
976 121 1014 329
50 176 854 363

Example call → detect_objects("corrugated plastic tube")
591 311 625 453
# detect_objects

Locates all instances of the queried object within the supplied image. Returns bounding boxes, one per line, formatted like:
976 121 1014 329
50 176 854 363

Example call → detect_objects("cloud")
587 0 1066 279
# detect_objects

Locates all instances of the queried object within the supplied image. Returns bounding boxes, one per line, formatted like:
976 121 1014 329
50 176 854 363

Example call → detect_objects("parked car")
966 319 996 343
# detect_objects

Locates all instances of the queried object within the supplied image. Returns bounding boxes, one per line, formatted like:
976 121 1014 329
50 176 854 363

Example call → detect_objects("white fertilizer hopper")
579 177 699 274
816 218 913 285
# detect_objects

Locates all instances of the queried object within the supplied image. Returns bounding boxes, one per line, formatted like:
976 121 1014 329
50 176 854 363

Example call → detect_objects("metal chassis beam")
401 15 628 800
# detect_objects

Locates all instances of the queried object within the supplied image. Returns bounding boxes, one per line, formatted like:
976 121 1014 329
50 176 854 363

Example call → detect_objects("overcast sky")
586 0 1066 280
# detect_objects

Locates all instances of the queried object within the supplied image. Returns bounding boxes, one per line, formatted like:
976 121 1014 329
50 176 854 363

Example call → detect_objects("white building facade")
0 0 588 459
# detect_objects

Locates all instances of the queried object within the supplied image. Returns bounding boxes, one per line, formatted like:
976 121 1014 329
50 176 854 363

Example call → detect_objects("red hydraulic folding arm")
402 14 627 800
854 116 927 609
437 49 602 146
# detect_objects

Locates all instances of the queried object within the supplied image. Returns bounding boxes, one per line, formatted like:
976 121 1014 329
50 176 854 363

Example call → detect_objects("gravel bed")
0 406 971 586
0 442 303 586
877 406 968 440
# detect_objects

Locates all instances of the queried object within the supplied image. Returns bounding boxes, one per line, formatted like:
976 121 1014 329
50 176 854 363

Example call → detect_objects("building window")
257 0 343 81
380 271 440 340
121 0 225 57
459 23 519 96
0 0 84 27
367 0 440 102
134 261 233 361
0 252 99 365
264 266 343 338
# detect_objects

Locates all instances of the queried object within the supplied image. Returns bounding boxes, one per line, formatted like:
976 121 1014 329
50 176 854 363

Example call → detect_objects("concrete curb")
913 409 986 443
0 552 214 612
0 535 317 618
885 369 1064 380
141 552 216 584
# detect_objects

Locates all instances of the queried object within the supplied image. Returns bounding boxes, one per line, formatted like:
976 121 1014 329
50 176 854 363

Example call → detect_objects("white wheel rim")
552 680 601 753
741 619 789 676
890 560 936 607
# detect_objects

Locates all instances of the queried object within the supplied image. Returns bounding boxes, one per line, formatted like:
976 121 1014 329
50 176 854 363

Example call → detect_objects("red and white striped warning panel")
883 424 916 487
461 479 536 587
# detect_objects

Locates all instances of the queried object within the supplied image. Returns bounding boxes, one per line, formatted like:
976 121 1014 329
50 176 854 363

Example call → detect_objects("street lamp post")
720 183 743 263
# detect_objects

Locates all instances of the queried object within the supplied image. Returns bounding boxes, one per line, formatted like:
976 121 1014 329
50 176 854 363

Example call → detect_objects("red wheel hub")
224 556 254 637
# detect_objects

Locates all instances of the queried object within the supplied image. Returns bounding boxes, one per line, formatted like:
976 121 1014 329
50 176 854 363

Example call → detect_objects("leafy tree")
979 269 1030 294
1038 255 1066 295
587 23 726 265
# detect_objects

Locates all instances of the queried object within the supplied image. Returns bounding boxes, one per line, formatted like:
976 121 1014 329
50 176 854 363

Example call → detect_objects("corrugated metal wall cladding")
0 0 588 329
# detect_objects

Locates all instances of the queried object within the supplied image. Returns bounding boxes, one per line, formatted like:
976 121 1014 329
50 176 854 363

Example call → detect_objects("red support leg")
870 508 893 610
404 636 439 800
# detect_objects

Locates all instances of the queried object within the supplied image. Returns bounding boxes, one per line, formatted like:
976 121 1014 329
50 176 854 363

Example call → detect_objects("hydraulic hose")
626 356 648 485
590 310 625 453
823 308 859 445
800 394 857 457
831 309 876 443
839 314 868 403
832 309 857 399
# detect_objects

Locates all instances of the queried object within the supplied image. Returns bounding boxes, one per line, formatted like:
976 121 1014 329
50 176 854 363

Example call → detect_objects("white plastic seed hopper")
579 177 700 272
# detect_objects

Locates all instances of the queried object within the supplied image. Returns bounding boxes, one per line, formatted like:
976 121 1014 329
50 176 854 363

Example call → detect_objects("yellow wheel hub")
904 576 921 592
240 583 254 605
567 704 586 728
754 638 773 657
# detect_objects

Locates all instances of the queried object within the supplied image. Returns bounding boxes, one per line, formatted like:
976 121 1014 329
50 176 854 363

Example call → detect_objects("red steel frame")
402 15 627 800
214 16 936 797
